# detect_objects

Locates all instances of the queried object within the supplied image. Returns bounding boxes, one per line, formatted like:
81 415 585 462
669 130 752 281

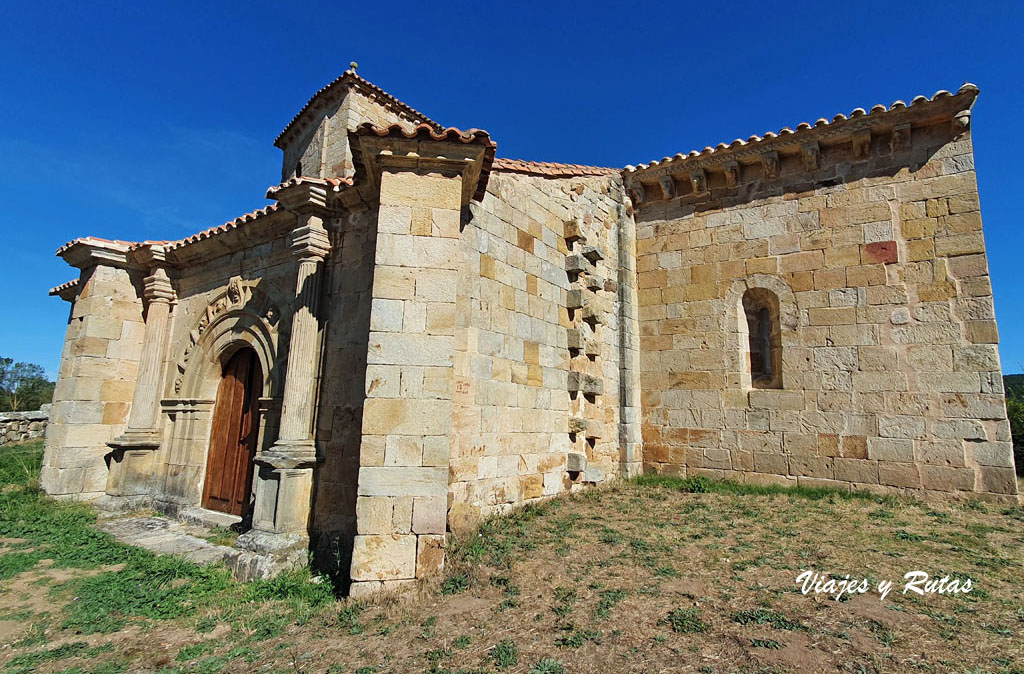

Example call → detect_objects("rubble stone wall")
0 408 49 446
634 124 1018 501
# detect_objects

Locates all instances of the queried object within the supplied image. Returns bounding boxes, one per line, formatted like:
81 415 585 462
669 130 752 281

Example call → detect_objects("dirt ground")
1 468 1023 674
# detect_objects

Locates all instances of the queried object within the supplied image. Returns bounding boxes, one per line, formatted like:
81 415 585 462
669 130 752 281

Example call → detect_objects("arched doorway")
202 347 262 516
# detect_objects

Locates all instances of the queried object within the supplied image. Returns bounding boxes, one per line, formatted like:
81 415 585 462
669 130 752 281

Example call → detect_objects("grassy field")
0 440 1022 674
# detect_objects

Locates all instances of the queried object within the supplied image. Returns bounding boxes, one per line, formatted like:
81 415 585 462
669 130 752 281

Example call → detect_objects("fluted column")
106 260 175 498
243 216 330 546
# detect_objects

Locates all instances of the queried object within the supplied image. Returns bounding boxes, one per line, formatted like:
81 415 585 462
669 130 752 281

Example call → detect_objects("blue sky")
1 1 1022 377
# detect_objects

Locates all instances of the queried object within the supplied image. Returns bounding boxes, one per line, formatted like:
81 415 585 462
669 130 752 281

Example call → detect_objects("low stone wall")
0 406 49 446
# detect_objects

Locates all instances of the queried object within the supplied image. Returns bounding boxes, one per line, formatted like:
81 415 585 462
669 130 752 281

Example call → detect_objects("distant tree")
0 358 55 412
1003 375 1024 477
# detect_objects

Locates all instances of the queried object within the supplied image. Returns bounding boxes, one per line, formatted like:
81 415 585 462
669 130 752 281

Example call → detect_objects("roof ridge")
275 70 444 148
625 83 979 173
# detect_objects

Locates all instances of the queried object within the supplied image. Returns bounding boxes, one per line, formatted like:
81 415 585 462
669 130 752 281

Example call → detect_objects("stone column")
106 262 175 500
241 216 330 553
349 166 463 598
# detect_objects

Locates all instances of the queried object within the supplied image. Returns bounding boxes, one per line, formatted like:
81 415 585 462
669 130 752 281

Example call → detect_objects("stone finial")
801 142 820 172
890 123 911 152
658 175 675 200
723 161 740 187
689 168 708 194
349 61 359 73
852 129 872 160
761 151 779 179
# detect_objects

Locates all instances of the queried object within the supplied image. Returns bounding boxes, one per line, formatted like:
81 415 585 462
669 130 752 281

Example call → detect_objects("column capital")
143 266 176 305
289 218 331 262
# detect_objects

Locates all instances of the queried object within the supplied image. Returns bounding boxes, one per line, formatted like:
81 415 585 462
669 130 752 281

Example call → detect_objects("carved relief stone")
723 161 740 188
890 124 911 152
852 129 872 160
658 176 675 200
174 280 283 394
761 151 779 179
689 169 708 194
801 142 820 172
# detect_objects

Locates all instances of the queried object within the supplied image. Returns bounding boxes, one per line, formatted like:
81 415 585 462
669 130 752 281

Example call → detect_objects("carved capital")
143 266 175 305
801 142 820 172
761 151 779 179
289 218 331 262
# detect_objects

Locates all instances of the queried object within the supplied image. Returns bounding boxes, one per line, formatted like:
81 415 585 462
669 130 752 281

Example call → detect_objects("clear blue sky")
2 1 1022 378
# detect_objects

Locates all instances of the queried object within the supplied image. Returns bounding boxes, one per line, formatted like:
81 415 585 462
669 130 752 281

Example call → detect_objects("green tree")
0 358 55 412
1005 394 1024 478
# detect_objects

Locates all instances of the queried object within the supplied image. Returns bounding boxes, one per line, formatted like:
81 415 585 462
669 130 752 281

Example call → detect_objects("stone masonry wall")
635 122 1018 501
448 170 641 528
0 408 49 446
281 90 419 182
42 265 145 499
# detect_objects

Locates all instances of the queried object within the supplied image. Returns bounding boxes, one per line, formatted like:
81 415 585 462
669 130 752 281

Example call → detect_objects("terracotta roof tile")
625 83 980 173
491 158 618 177
265 175 353 198
164 204 282 251
275 70 443 148
355 122 495 146
55 236 134 256
48 278 79 297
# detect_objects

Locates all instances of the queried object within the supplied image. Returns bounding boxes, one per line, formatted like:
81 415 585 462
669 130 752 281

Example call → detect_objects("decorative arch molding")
724 274 799 391
173 276 290 399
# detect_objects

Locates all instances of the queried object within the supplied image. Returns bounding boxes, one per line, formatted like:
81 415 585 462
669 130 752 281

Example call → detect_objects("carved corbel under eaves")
723 161 740 188
627 182 645 207
689 168 708 195
890 123 911 152
852 129 872 160
801 142 820 172
761 151 779 179
658 175 675 200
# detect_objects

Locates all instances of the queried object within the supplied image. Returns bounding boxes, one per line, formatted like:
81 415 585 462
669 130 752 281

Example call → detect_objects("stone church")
42 69 1018 594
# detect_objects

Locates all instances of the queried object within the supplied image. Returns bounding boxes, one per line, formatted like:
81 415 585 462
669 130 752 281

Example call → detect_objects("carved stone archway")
159 277 289 510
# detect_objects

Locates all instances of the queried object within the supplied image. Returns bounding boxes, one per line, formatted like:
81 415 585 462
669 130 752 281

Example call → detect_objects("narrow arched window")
743 289 782 389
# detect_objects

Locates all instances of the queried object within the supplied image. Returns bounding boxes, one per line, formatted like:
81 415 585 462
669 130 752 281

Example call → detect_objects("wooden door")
202 348 261 515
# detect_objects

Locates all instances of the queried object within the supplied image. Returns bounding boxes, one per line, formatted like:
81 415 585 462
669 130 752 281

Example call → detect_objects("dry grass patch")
1 442 1022 673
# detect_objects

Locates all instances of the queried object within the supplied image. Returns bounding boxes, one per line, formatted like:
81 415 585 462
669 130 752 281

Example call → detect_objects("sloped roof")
492 158 618 177
625 83 979 175
274 69 443 148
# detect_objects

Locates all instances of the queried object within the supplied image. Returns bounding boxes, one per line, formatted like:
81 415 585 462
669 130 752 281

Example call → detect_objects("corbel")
890 124 911 152
658 175 675 200
627 182 645 206
761 151 779 179
689 168 708 194
852 129 872 160
801 142 820 172
953 109 971 133
723 161 740 188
